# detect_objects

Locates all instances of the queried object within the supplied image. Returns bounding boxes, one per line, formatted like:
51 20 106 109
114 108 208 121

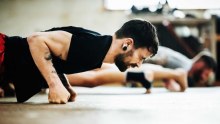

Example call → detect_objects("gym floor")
0 1 220 124
0 87 220 124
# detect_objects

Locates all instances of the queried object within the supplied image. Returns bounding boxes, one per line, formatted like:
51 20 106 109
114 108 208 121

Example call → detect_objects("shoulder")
45 26 101 36
27 31 71 40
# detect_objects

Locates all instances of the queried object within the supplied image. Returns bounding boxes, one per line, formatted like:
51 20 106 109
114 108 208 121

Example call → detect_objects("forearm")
152 68 188 91
28 36 61 88
27 31 73 103
67 70 126 87
95 70 126 86
152 68 177 80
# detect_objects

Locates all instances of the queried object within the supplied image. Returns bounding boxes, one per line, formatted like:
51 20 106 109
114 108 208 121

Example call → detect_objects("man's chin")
116 65 127 72
119 69 127 72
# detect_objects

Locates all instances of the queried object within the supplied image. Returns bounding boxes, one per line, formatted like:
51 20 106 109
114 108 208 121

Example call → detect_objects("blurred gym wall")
0 0 127 36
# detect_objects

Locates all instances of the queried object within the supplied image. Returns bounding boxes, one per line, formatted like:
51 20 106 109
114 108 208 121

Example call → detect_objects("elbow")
180 85 188 92
84 74 101 88
179 82 188 92
180 88 186 92
85 77 99 88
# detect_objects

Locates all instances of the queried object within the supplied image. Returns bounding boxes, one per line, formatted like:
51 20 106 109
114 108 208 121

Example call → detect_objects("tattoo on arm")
44 52 52 61
51 70 57 73
44 52 56 73
44 52 58 74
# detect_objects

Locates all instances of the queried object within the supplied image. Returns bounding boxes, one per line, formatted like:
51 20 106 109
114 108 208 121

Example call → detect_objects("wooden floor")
0 87 220 124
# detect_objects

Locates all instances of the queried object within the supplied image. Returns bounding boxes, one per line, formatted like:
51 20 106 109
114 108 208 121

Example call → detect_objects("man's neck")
103 35 121 63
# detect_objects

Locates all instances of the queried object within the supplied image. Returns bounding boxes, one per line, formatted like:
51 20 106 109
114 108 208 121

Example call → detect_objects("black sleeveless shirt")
46 26 112 74
4 26 112 102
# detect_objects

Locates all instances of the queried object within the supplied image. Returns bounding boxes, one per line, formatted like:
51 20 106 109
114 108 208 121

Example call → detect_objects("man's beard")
114 51 133 72
115 54 128 72
192 69 203 83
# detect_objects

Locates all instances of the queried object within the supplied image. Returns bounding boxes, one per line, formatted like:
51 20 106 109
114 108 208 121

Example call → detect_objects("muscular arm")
67 63 126 87
67 63 188 92
27 31 72 103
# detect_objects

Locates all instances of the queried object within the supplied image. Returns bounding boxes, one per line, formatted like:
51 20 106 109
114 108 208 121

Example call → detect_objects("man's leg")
0 33 15 97
0 33 6 97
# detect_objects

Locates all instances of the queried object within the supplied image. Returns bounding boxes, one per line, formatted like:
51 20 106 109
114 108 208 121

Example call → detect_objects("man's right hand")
48 84 70 104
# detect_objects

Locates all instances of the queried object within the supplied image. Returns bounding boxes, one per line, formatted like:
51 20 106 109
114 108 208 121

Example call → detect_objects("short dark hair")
199 55 217 72
115 19 159 57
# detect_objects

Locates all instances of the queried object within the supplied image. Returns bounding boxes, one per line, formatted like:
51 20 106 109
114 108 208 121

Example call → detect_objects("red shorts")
0 33 6 72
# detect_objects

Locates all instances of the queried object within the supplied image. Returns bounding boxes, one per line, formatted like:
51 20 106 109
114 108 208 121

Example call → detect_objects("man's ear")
123 38 134 48
126 38 134 46
122 38 134 51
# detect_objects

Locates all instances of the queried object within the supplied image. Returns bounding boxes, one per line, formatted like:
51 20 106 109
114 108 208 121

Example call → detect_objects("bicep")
44 31 72 60
28 31 72 60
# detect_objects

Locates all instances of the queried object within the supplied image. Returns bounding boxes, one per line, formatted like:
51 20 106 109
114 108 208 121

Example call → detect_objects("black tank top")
46 26 112 74
4 26 112 102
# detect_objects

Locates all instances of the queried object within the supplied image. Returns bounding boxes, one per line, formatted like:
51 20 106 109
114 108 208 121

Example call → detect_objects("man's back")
145 46 192 71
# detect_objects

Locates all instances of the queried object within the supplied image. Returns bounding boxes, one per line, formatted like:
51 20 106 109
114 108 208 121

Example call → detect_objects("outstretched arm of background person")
66 63 127 87
66 64 152 93
27 31 72 104
153 68 188 92
67 63 188 92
